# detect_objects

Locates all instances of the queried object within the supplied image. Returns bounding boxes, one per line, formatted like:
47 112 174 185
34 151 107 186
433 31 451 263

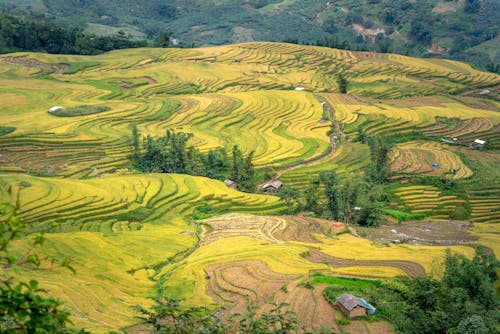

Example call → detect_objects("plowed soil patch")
306 248 425 277
3 56 68 73
205 260 338 332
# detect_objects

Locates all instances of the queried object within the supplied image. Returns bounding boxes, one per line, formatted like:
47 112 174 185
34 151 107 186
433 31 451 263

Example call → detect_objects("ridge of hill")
0 0 498 71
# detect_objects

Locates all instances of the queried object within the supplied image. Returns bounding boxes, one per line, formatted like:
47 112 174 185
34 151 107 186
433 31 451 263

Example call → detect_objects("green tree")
304 178 320 214
153 31 173 48
337 74 349 94
320 170 342 220
131 124 140 161
456 315 489 334
231 146 256 192
277 186 301 214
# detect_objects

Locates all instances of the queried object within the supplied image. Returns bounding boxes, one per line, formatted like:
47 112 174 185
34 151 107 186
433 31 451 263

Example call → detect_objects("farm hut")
262 180 283 194
470 139 486 150
336 293 374 318
294 87 305 91
48 106 64 114
224 179 237 189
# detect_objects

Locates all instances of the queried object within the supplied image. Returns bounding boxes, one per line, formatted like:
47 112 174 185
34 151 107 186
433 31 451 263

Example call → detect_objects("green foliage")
131 129 256 192
364 136 392 185
337 74 348 94
0 126 15 136
0 10 147 55
319 249 499 334
0 204 77 333
136 298 299 334
191 202 217 221
232 302 299 334
153 31 173 48
456 315 489 334
312 275 382 289
318 171 383 226
277 186 301 214
231 146 256 193
304 178 320 214
399 248 499 334
2 0 498 70
135 296 227 334
383 209 426 221
50 105 110 117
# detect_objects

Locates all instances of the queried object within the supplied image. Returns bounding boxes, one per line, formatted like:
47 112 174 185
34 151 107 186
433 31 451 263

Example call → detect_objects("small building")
224 179 237 189
294 87 305 91
336 293 376 318
471 139 486 150
262 180 283 194
48 106 64 114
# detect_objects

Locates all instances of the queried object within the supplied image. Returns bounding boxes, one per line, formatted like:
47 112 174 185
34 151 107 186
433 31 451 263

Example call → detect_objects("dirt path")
267 95 341 182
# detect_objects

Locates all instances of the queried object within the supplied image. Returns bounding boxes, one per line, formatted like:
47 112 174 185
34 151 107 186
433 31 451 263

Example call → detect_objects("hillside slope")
0 43 499 332
0 0 498 69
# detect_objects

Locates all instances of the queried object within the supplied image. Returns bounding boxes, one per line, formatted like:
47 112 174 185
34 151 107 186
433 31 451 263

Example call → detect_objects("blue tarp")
432 163 439 167
358 298 376 315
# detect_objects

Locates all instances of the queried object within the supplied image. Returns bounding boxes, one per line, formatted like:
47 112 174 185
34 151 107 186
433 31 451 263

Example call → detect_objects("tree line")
0 10 176 55
131 127 257 192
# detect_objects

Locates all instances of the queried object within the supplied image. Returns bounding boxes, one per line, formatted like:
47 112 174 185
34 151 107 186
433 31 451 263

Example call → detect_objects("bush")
51 105 111 117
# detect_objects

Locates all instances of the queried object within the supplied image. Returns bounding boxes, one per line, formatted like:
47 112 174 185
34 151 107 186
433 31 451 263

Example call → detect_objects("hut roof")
474 139 486 145
262 180 283 189
336 293 366 311
48 106 64 113
224 179 235 187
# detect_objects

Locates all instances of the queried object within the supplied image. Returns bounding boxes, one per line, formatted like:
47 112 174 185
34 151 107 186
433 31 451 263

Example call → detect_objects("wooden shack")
336 293 371 318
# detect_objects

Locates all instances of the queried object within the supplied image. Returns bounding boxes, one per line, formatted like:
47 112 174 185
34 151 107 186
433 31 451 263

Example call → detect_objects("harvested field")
205 260 339 333
202 213 345 245
359 220 478 246
306 248 425 277
389 141 473 179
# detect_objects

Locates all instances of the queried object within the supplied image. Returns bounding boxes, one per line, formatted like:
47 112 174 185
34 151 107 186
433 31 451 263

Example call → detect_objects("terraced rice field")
389 141 473 179
392 185 465 219
0 174 286 331
0 42 499 332
1 43 499 176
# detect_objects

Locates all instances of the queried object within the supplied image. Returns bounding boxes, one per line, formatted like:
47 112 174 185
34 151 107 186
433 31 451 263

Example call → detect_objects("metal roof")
336 293 366 311
262 180 283 189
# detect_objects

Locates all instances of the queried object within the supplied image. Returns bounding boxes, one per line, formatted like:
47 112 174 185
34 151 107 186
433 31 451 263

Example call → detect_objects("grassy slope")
0 43 498 331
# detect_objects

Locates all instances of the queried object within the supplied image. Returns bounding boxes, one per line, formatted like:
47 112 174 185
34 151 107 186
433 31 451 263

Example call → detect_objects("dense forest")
0 10 147 54
1 0 498 71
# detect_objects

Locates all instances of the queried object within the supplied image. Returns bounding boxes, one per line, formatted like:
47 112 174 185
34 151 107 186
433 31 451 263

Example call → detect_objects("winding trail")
268 94 341 181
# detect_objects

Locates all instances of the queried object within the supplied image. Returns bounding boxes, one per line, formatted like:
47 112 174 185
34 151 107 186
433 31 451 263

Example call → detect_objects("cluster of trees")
131 128 256 192
322 248 499 334
277 171 384 227
0 10 147 55
395 248 499 334
276 134 392 226
359 134 393 185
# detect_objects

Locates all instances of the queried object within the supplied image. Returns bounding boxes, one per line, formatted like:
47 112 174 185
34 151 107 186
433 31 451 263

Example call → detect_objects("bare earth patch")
2 56 69 73
205 260 339 333
202 213 344 245
359 220 478 246
306 248 425 277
